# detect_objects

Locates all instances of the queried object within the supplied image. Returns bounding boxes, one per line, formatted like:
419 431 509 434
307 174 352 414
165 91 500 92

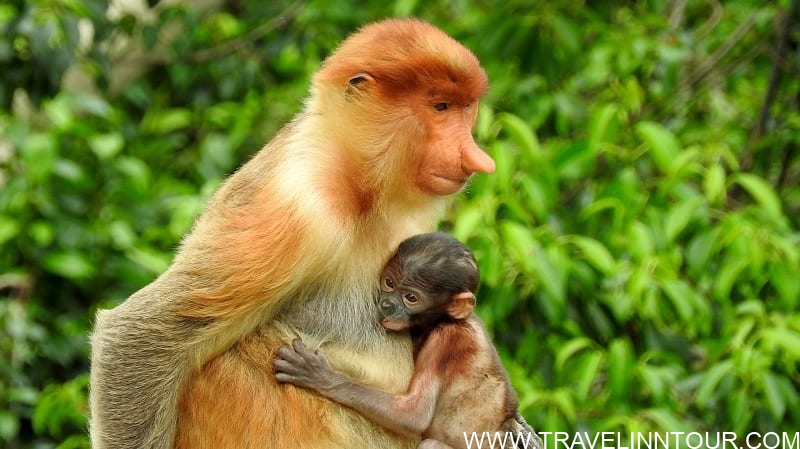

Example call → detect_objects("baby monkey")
274 232 542 449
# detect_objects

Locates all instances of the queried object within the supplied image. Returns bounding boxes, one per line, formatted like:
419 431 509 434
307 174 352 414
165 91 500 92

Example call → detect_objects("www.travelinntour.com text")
461 431 800 449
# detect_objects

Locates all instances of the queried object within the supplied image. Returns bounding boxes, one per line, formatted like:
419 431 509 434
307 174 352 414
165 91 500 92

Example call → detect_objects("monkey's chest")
272 285 416 394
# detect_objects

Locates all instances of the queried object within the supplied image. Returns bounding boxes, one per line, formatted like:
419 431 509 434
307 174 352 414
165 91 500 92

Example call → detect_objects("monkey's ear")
448 292 476 320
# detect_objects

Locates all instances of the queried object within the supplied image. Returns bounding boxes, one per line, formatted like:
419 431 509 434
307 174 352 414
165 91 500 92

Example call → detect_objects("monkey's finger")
276 346 306 364
274 372 292 383
291 338 308 353
273 358 305 376
274 371 305 385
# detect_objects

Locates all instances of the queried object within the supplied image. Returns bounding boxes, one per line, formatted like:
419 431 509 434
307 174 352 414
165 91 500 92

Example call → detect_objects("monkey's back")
422 316 520 448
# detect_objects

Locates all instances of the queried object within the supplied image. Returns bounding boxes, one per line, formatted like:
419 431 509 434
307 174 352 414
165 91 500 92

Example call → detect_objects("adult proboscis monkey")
90 18 495 449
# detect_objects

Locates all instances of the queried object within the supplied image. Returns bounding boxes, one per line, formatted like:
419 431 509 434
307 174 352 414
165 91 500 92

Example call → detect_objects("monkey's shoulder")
412 316 490 376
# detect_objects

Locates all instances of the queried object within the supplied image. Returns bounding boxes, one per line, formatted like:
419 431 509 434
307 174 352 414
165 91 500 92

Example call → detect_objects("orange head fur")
314 19 487 102
307 19 491 206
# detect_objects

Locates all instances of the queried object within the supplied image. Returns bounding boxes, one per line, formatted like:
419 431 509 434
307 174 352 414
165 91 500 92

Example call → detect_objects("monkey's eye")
404 293 418 304
383 277 395 290
348 72 373 86
433 102 449 112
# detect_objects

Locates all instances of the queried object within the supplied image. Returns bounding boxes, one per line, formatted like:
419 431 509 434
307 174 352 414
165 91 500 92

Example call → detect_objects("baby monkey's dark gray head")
379 232 479 331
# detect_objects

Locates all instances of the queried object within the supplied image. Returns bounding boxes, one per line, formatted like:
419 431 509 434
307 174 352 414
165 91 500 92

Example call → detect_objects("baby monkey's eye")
383 277 395 290
404 293 418 304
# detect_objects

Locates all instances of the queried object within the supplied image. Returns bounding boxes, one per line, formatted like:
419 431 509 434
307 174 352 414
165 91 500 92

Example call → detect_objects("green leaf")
550 13 580 53
548 389 577 423
489 141 513 194
729 389 750 434
114 156 152 192
776 372 799 409
729 318 755 350
695 359 734 405
498 112 542 160
685 227 721 276
535 243 567 306
606 291 635 322
552 140 594 180
731 173 784 222
44 95 73 129
126 246 171 274
635 121 681 174
627 265 653 308
666 147 700 180
478 244 504 288
638 365 665 402
555 337 595 373
21 133 58 181
393 0 418 16
627 220 655 260
54 159 85 183
89 133 124 160
0 410 18 441
735 299 765 318
42 251 96 279
643 408 691 432
142 23 158 49
659 279 694 322
199 133 234 176
761 328 800 359
475 102 495 143
574 350 603 402
451 203 484 242
664 198 700 242
142 108 193 134
568 235 617 274
713 256 748 300
108 220 136 249
519 177 551 223
769 263 800 308
29 221 55 246
32 376 88 439
0 215 20 245
56 434 91 449
607 338 634 406
703 163 726 204
500 221 537 275
759 372 785 420
587 103 618 152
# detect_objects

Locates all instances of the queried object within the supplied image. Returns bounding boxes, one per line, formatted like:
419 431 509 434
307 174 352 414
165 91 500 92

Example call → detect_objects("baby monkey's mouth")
380 317 409 331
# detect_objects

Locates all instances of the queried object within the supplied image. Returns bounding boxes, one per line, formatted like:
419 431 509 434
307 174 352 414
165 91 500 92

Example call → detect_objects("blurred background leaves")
1 0 798 447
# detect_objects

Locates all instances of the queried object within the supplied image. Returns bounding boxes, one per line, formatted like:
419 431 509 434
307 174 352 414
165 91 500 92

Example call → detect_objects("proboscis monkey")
274 233 542 449
89 19 495 449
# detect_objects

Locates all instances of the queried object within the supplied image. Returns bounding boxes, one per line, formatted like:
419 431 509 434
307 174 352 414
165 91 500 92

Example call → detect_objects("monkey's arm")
90 292 195 449
91 175 327 449
274 339 441 437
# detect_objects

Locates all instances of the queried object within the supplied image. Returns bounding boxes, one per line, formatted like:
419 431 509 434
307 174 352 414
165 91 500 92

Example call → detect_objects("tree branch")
180 0 306 64
743 0 797 170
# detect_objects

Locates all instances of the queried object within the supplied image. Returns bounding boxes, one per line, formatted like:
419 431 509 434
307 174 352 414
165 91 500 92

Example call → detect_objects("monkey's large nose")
462 141 495 174
379 299 396 317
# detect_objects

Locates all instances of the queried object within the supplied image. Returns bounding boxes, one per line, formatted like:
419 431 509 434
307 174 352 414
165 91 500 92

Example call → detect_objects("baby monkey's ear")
447 292 476 320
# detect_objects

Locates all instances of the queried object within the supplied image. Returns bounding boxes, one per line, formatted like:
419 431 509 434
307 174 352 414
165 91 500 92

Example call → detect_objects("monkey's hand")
274 339 346 393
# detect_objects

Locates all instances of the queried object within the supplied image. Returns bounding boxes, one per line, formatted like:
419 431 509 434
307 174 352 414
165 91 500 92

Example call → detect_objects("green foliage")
449 0 800 438
1 0 798 446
